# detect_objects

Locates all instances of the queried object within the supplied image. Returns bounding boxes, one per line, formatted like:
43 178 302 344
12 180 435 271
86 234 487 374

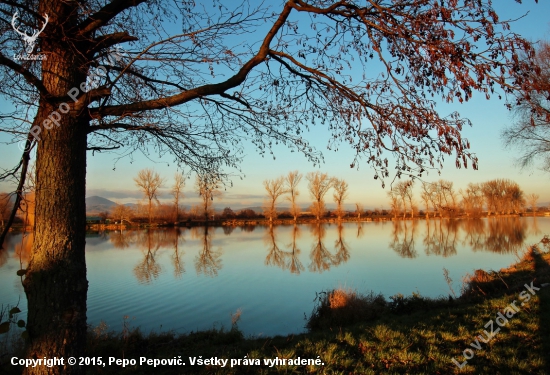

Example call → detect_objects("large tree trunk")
23 2 89 374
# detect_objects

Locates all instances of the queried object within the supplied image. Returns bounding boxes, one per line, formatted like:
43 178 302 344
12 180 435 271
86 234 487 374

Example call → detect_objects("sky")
1 1 550 211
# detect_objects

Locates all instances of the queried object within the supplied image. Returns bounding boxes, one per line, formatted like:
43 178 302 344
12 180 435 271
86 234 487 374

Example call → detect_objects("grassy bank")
2 240 550 374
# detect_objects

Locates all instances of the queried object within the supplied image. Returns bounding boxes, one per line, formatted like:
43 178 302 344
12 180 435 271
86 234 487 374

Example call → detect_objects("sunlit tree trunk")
22 2 89 374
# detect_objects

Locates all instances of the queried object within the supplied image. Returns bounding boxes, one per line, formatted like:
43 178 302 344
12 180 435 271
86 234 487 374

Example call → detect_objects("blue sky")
1 1 550 210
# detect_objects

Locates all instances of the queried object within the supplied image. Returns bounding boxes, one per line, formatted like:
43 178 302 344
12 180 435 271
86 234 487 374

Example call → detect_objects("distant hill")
86 196 140 214
86 196 116 213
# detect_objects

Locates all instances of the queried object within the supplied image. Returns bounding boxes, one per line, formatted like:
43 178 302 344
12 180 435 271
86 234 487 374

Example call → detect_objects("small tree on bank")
263 176 287 223
460 183 484 217
111 203 134 225
333 178 349 220
355 203 363 220
285 171 303 222
420 182 434 219
393 181 413 219
172 172 185 222
195 173 222 221
307 172 335 221
134 169 165 224
527 193 540 214
222 207 236 219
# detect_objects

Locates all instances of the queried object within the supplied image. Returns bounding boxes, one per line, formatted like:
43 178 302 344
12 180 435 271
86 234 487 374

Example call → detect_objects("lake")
0 217 547 337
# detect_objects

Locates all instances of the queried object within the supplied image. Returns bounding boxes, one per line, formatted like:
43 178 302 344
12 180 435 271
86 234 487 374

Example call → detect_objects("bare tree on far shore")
332 178 349 220
433 180 458 217
404 181 415 219
393 181 413 219
111 204 134 225
134 169 165 224
306 172 335 221
420 182 435 219
285 171 303 222
263 176 287 223
460 183 484 217
355 203 363 220
195 173 222 221
527 193 540 214
172 173 185 222
482 179 525 215
387 190 402 219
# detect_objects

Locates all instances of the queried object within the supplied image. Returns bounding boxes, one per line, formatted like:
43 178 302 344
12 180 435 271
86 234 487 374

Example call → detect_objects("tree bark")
23 2 89 374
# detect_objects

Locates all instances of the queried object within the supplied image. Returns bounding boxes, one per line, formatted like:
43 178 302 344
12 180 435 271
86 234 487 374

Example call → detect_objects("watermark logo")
451 281 541 369
11 11 48 60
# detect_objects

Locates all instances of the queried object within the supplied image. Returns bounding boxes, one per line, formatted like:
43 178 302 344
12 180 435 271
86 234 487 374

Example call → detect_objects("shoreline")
5 212 544 234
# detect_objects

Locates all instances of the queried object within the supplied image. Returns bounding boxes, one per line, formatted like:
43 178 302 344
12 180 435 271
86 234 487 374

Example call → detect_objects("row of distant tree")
387 178 540 219
0 172 543 229
110 169 356 224
103 170 544 225
262 171 351 222
99 168 226 224
103 169 342 224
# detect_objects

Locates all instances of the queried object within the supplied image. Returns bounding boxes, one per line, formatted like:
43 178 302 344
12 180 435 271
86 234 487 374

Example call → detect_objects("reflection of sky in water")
0 217 547 337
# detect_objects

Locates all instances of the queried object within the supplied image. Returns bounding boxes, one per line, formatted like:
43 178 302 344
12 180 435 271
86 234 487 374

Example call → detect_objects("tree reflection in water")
308 223 350 273
285 224 304 274
263 224 350 274
423 219 458 257
264 225 286 269
530 216 541 237
240 225 256 233
389 220 418 258
110 229 133 249
111 229 186 279
332 223 350 266
461 219 486 251
193 226 222 277
171 228 185 278
2 218 530 282
222 226 235 235
356 222 365 239
483 217 527 254
264 224 305 274
133 229 163 284
308 224 332 272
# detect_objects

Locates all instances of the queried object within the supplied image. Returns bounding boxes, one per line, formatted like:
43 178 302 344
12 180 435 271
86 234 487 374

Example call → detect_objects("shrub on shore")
306 289 386 330
306 288 458 331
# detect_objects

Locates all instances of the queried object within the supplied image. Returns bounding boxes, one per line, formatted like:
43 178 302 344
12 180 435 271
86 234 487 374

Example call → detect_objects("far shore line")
4 211 546 234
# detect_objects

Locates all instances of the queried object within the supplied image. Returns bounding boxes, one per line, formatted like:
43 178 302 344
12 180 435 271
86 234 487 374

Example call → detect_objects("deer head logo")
11 12 49 55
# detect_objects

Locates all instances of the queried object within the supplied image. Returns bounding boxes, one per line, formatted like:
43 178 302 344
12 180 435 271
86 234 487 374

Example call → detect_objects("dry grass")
327 287 357 308
306 288 388 330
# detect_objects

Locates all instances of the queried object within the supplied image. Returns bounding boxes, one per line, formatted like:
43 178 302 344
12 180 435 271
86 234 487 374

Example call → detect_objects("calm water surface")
0 217 547 336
